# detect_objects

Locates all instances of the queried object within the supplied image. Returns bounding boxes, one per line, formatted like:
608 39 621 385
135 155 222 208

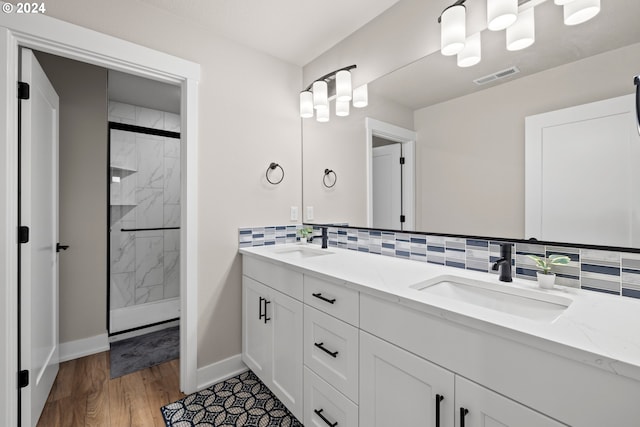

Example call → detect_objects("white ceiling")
136 0 402 66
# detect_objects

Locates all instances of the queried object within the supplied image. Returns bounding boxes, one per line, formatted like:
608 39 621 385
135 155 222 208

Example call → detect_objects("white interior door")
20 48 59 427
372 143 402 229
525 94 640 247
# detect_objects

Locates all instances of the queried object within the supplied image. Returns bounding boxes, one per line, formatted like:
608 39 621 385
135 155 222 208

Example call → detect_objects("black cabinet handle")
56 243 69 252
314 342 338 358
259 297 265 320
436 394 444 427
314 408 338 427
263 299 271 323
460 407 469 427
312 292 336 304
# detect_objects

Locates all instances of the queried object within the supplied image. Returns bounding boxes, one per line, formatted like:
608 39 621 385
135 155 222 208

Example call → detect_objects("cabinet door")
242 276 271 379
269 288 304 420
455 377 565 427
360 331 455 427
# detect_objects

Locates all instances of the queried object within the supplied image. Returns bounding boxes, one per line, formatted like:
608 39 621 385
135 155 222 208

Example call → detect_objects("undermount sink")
410 275 572 322
272 245 332 259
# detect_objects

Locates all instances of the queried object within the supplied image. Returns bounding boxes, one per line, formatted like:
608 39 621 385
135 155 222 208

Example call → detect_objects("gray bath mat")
110 325 179 379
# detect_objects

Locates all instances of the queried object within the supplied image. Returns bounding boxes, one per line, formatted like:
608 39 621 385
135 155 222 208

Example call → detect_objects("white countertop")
240 243 640 382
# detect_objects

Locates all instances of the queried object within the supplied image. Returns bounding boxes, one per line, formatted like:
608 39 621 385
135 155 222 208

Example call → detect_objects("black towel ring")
266 162 284 185
323 169 337 188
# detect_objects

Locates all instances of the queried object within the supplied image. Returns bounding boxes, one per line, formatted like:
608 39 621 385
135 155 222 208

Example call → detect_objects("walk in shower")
108 102 181 334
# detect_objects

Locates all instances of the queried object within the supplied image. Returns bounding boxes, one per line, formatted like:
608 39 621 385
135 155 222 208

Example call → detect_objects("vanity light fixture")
352 84 368 108
300 65 368 122
457 32 482 67
440 4 466 56
487 0 518 31
506 7 535 51
312 80 328 110
563 0 600 26
439 0 601 68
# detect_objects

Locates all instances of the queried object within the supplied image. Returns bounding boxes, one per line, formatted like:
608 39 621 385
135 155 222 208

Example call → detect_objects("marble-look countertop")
240 243 640 382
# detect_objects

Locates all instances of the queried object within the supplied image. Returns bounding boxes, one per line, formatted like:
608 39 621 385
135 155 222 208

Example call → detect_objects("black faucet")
312 226 328 249
492 243 513 282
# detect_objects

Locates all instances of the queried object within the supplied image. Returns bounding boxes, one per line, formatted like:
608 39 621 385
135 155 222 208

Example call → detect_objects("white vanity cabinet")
360 331 455 427
242 259 304 420
455 376 564 427
241 248 640 427
303 275 360 427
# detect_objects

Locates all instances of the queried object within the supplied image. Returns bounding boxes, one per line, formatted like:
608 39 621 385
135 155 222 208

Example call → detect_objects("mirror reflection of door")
372 137 403 230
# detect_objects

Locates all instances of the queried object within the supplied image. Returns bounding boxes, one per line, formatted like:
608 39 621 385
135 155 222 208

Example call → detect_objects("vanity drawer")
304 275 359 326
304 367 358 427
243 256 303 300
304 305 359 403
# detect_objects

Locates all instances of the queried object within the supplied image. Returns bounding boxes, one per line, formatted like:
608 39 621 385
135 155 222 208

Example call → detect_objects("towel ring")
266 162 284 185
323 169 337 188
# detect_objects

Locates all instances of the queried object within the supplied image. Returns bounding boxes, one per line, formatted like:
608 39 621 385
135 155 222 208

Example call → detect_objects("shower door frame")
0 13 201 426
107 121 182 335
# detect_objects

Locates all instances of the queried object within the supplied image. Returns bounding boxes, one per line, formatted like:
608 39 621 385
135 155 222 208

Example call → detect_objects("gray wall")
413 42 640 238
303 96 414 226
35 52 108 343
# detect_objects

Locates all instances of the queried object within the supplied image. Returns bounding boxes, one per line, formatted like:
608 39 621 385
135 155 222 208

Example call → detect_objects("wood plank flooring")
37 352 185 427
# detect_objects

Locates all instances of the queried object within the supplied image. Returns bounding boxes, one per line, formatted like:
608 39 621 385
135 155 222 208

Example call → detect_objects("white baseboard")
196 354 247 390
58 333 110 363
110 297 180 333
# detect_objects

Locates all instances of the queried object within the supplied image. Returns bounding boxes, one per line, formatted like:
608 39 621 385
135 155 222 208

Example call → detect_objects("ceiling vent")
473 66 521 86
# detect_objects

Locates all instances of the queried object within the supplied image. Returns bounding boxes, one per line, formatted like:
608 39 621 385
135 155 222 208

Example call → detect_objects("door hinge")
400 215 406 223
18 370 29 388
18 226 29 244
400 156 405 165
18 82 30 100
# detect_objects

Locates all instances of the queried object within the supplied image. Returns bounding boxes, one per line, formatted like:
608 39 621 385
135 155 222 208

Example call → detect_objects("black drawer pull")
460 407 469 427
314 408 338 427
263 299 271 323
259 297 265 320
312 292 336 304
436 394 444 427
314 342 338 358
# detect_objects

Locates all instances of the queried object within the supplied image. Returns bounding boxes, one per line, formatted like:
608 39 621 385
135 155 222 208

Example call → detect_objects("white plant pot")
299 238 308 245
536 272 556 289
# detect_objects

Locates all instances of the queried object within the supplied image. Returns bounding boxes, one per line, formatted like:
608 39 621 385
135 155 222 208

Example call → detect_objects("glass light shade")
336 70 352 102
336 100 350 117
487 0 518 31
457 33 481 68
316 103 330 122
554 0 576 5
440 5 466 56
352 84 368 108
312 80 328 110
564 0 600 25
506 8 535 51
299 91 314 118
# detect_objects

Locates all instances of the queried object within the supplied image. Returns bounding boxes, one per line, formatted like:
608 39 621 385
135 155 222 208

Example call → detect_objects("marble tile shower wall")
238 225 640 300
109 102 181 310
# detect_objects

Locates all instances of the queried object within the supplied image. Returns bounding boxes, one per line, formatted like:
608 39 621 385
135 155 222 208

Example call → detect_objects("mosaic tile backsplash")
238 225 640 300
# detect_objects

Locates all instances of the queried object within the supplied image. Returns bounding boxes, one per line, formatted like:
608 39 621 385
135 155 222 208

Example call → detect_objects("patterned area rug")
161 370 303 427
110 326 180 379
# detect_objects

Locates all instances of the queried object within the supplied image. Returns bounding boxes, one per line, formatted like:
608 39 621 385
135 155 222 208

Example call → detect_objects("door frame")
365 118 417 230
0 12 201 426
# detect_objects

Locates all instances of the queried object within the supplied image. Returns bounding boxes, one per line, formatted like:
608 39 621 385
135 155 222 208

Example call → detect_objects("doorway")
0 18 200 427
365 118 417 231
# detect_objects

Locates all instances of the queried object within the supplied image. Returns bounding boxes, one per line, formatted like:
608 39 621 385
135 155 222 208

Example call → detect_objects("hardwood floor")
37 352 185 427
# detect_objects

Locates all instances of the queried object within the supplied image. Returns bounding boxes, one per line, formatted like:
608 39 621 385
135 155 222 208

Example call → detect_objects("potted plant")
527 254 571 289
297 226 313 244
